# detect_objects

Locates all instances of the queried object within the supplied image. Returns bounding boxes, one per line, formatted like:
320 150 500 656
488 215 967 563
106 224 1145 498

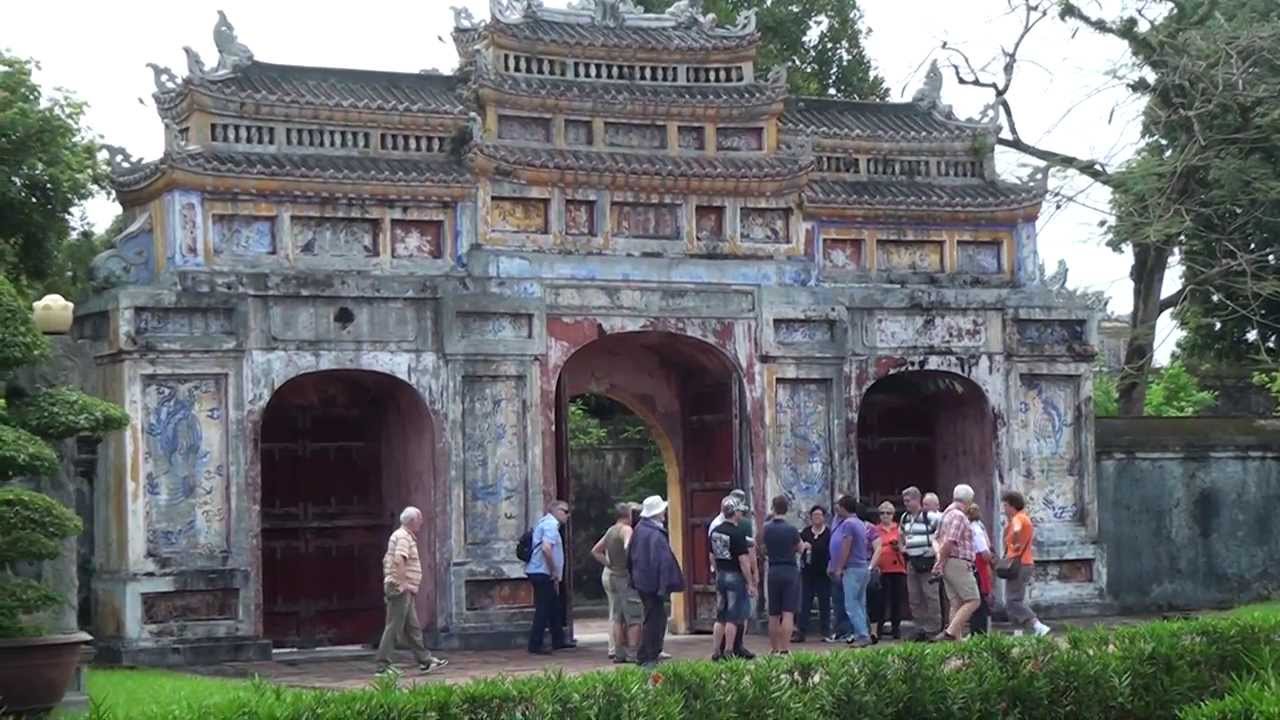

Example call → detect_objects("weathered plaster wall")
1097 418 1280 612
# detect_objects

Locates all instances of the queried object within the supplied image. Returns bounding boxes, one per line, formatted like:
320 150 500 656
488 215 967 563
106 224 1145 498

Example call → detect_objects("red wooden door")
261 403 391 648
682 380 740 632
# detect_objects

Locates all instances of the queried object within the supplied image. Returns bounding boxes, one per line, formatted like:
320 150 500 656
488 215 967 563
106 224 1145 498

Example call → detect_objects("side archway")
258 370 436 648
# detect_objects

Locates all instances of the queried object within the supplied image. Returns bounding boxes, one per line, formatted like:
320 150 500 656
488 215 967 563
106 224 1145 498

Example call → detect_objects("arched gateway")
86 2 1103 663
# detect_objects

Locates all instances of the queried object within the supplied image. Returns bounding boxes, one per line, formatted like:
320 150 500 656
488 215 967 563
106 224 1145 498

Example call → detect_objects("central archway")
259 370 435 648
554 331 746 634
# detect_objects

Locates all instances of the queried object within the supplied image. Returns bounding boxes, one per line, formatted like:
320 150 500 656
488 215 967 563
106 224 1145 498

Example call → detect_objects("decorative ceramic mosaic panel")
457 312 532 339
605 122 667 150
678 126 706 150
1016 320 1086 351
957 241 1003 273
611 203 681 240
877 241 943 272
1018 376 1082 525
142 375 229 557
775 379 832 526
774 320 835 344
391 220 443 258
565 200 595 236
867 312 987 348
291 217 378 257
212 215 275 257
173 191 203 267
695 206 725 242
741 208 789 244
823 237 863 271
565 119 593 146
462 377 527 545
491 198 549 234
497 114 551 143
716 127 764 152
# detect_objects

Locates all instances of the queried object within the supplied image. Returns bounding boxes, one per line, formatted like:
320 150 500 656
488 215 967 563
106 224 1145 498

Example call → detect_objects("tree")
944 0 1280 415
1093 360 1216 417
637 0 888 99
0 53 107 300
1254 369 1280 415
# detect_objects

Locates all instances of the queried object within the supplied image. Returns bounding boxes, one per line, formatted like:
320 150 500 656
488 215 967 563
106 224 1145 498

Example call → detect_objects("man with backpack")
900 486 943 641
524 499 576 655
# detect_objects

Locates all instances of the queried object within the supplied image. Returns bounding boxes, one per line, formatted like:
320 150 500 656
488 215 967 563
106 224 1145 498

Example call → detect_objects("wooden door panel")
681 382 737 632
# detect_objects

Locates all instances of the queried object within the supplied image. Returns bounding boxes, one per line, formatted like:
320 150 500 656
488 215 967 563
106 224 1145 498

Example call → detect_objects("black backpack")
515 528 534 563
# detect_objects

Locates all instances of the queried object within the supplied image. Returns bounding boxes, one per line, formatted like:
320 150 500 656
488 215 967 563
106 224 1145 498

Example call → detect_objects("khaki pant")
906 564 943 634
375 582 434 666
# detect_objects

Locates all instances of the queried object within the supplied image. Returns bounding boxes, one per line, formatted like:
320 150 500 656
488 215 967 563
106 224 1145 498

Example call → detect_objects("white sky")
4 0 1175 360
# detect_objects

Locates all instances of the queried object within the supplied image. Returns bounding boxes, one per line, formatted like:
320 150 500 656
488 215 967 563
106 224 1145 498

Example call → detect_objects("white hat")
640 495 669 518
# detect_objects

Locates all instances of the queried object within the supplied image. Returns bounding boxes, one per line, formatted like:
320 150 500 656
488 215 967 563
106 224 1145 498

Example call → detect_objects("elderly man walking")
932 484 981 642
526 499 575 655
375 507 447 674
628 495 685 668
900 486 943 641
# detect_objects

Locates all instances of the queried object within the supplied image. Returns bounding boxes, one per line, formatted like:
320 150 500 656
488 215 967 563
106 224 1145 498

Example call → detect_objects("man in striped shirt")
375 507 447 674
900 486 943 640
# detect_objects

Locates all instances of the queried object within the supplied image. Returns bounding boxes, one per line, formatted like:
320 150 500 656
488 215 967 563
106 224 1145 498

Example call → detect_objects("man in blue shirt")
526 499 575 655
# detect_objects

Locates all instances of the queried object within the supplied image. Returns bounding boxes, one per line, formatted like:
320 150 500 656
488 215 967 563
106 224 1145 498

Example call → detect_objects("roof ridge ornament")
492 0 543 24
451 6 481 30
911 59 953 118
183 10 254 82
711 8 756 35
102 145 143 176
766 64 788 88
665 0 714 28
146 63 182 95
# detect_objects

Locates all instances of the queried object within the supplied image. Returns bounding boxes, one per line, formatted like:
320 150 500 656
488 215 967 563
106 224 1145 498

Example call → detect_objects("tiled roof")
783 97 990 141
475 144 810 181
804 178 1042 210
489 17 759 52
477 73 787 109
157 62 466 116
112 150 469 191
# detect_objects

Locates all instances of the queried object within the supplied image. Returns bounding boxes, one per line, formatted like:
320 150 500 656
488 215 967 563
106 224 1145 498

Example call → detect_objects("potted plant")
0 277 128 716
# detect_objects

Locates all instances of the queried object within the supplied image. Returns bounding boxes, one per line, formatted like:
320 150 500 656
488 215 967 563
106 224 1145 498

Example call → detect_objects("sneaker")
1033 622 1052 637
612 655 631 664
930 631 958 643
710 652 724 662
658 651 672 660
419 658 448 673
607 651 616 659
1012 629 1026 637
848 636 872 648
822 633 850 644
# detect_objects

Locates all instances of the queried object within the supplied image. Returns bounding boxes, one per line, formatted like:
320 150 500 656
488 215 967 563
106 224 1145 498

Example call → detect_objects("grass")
1227 600 1280 620
62 668 253 718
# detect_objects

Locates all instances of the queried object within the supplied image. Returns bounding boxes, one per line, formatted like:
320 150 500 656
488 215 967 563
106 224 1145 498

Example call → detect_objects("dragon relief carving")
102 145 142 175
911 59 953 117
451 6 480 29
766 63 788 87
183 10 254 82
146 63 182 94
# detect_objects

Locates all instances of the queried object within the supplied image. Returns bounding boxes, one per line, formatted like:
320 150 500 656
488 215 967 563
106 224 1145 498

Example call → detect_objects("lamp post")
31 294 74 335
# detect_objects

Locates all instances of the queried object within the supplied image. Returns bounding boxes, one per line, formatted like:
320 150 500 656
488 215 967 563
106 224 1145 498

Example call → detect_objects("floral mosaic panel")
497 114 551 143
775 379 832 526
868 312 986 349
695 206 725 242
565 200 595 236
741 208 789 244
678 126 706 150
877 241 943 272
604 122 667 150
462 377 527 545
291 217 378 257
491 198 549 234
391 220 443 258
173 191 203 267
716 127 764 152
611 203 681 240
212 215 275 257
822 237 863 271
565 119 593 146
774 320 835 344
457 312 532 339
957 241 1003 273
1018 376 1083 525
142 376 229 557
1016 320 1086 351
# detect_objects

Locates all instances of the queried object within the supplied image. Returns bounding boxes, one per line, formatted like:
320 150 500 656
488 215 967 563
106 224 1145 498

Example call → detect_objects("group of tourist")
370 484 1050 674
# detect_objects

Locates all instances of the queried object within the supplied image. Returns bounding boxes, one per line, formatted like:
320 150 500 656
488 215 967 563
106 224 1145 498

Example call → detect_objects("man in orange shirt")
1001 491 1051 637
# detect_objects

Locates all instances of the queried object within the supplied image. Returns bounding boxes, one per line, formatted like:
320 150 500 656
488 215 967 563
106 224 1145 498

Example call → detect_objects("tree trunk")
1118 244 1170 415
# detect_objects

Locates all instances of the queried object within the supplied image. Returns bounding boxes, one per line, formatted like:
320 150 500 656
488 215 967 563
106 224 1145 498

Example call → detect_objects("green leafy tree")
946 0 1280 414
1253 369 1280 415
0 53 108 300
0 276 128 637
1094 360 1216 417
637 0 888 99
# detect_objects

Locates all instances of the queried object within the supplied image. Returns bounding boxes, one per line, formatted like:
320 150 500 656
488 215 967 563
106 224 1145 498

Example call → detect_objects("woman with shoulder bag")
1000 491 1051 637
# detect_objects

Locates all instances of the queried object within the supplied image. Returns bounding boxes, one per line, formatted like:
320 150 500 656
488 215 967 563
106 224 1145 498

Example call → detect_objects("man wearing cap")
708 489 757 660
628 495 685 668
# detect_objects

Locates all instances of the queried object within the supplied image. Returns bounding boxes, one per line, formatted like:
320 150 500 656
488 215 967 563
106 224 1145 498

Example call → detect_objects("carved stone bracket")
89 212 156 290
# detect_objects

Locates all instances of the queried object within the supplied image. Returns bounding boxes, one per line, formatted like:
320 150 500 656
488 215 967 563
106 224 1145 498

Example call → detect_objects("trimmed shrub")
85 614 1280 720
10 385 131 440
0 485 83 636
1180 673 1280 719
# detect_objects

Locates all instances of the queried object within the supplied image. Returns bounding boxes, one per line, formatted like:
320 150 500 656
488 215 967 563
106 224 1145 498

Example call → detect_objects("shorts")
715 570 750 623
942 558 980 605
766 566 800 616
602 569 642 625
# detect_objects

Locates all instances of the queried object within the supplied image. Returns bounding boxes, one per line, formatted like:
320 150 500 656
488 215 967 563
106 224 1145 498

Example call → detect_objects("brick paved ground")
189 613 1163 691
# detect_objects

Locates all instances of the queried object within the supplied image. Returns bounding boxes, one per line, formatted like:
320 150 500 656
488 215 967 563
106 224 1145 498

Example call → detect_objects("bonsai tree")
0 276 128 637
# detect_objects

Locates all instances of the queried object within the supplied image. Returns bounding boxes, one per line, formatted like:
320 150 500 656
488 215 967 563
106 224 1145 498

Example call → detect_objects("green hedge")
1180 673 1280 720
81 615 1280 720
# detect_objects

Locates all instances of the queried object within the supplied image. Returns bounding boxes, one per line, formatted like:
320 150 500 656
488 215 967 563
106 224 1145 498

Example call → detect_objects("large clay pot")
31 294 75 335
0 632 93 716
